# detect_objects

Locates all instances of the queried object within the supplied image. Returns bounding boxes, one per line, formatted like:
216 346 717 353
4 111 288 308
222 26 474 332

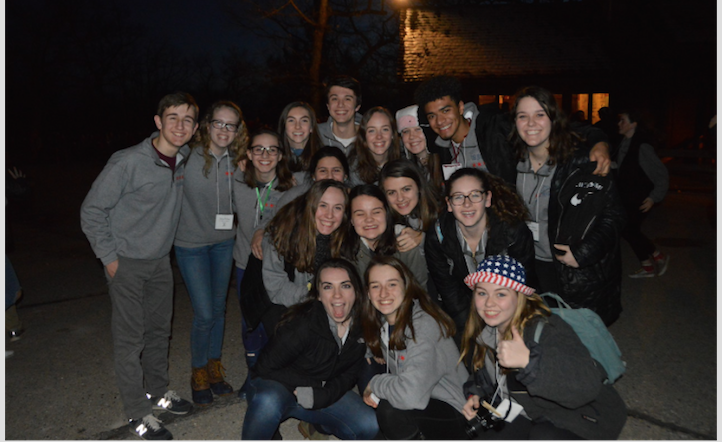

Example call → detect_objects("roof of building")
398 4 611 83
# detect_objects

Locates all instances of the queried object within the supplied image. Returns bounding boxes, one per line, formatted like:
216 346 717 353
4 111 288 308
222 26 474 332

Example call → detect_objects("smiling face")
383 177 419 217
154 104 199 153
401 126 427 156
473 281 519 333
285 106 312 149
365 112 393 164
351 195 387 247
314 156 346 182
318 267 356 324
515 96 552 151
250 133 281 179
424 96 466 143
209 106 240 154
315 187 346 235
367 264 405 325
446 175 491 229
327 86 360 125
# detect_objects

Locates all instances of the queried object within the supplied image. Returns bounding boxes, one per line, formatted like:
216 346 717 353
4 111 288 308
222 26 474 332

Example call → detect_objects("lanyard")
255 178 275 223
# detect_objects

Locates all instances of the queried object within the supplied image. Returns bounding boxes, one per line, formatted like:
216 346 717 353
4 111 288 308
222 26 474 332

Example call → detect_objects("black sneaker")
129 414 172 440
146 390 193 415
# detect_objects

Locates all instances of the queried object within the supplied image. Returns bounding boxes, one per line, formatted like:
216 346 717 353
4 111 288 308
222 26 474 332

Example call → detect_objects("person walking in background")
81 92 198 440
616 110 670 278
174 101 247 406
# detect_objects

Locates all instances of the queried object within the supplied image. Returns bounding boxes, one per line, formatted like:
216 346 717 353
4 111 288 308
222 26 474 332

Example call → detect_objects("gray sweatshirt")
261 235 313 307
516 158 557 262
232 174 291 270
434 102 489 170
174 148 236 248
317 113 362 156
353 241 428 289
81 134 189 265
368 301 469 413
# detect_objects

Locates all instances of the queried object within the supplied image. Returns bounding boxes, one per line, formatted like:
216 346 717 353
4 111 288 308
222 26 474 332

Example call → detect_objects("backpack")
534 292 626 384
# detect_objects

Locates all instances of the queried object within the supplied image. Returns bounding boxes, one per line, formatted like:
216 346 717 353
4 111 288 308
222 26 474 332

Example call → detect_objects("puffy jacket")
548 150 625 325
464 315 627 440
253 301 366 410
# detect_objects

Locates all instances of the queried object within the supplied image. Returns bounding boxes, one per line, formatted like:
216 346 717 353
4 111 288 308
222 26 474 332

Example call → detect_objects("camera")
465 409 503 438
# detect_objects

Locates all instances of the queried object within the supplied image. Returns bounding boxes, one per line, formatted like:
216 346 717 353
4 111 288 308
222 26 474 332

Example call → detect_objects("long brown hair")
277 102 323 173
241 128 294 192
459 289 550 371
348 107 403 184
192 101 249 177
267 180 350 274
379 159 441 232
508 86 580 166
361 256 455 358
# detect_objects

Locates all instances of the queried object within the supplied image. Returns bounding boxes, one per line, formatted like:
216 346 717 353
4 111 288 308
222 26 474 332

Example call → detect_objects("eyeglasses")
210 120 240 132
449 190 486 206
251 146 280 157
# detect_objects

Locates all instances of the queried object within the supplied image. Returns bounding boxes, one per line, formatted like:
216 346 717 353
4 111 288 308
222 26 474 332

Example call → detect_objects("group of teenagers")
81 73 671 440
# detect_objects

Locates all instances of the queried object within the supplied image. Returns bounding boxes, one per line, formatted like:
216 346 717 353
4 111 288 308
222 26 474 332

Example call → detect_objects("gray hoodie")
174 148 236 248
353 241 428 290
81 133 189 265
232 174 291 270
434 102 488 170
317 113 362 156
261 235 313 307
368 301 469 413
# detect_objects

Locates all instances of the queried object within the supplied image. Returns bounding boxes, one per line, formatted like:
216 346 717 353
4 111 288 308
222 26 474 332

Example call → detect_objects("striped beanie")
463 255 535 296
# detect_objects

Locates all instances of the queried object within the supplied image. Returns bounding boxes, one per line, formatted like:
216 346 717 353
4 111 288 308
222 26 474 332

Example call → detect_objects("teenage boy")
317 75 362 155
81 92 199 440
414 76 610 185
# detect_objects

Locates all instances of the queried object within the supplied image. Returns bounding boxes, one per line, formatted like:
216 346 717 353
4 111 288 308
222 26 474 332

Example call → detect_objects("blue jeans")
175 239 234 368
242 377 379 440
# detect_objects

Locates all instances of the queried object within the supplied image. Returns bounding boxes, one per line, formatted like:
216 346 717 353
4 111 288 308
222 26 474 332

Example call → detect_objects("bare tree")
225 0 401 110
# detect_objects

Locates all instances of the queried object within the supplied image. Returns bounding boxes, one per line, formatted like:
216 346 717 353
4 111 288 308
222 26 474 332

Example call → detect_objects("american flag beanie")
463 255 535 296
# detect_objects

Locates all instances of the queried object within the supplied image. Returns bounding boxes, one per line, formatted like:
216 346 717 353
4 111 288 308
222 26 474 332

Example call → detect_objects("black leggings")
375 398 468 440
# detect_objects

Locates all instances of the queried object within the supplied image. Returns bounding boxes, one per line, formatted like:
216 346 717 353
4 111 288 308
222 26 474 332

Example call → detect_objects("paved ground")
4 160 716 440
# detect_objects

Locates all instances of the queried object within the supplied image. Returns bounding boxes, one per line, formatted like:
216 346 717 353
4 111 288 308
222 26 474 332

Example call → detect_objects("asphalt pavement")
3 161 717 440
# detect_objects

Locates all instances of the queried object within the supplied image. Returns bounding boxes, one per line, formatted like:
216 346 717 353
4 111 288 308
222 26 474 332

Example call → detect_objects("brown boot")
191 366 213 405
207 358 234 396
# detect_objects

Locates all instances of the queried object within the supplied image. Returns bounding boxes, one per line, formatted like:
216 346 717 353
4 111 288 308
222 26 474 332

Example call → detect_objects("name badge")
443 163 462 181
215 214 234 230
526 221 540 242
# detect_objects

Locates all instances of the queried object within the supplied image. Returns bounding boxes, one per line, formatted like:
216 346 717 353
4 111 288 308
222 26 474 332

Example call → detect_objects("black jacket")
252 301 366 410
424 210 534 327
548 149 625 325
464 315 627 440
430 103 517 186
